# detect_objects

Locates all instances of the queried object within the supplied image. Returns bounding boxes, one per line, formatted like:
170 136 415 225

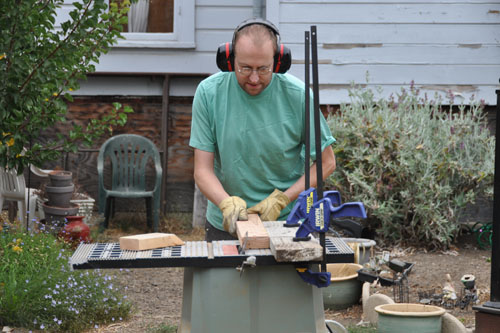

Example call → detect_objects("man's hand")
218 196 248 236
247 189 291 221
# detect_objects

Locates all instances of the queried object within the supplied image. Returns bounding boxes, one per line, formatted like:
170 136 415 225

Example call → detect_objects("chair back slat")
0 167 26 199
99 135 160 192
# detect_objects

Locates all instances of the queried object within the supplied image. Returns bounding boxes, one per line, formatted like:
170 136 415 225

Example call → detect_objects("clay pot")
59 216 91 244
41 203 79 232
323 263 363 310
375 303 446 333
48 170 73 187
45 184 74 207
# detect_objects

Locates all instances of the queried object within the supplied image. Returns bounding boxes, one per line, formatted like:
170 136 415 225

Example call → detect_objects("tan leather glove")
218 196 248 236
247 189 291 221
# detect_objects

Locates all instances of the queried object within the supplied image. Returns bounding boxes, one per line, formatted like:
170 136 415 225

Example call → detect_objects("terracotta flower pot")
42 203 79 232
48 170 73 187
45 184 74 207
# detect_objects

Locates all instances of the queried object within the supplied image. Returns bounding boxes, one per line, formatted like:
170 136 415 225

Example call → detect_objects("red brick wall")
31 96 195 213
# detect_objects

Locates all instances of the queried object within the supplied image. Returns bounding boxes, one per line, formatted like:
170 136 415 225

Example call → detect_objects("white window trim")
115 0 195 49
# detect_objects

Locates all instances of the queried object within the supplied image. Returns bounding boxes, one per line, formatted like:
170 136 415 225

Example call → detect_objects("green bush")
0 0 133 172
0 222 132 332
327 83 494 249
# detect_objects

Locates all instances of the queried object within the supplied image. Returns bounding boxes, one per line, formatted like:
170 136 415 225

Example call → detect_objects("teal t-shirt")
189 72 335 231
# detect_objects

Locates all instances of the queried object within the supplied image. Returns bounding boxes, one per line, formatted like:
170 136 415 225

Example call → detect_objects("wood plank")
264 222 323 263
236 214 270 249
314 83 498 106
281 23 500 45
288 44 500 66
161 75 169 214
280 3 500 24
119 233 184 250
288 64 500 86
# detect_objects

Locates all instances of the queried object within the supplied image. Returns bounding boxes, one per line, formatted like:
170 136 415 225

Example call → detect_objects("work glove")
247 189 291 221
218 196 248 236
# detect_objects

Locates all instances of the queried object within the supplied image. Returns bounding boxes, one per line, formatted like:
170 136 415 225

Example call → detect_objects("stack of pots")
41 171 79 231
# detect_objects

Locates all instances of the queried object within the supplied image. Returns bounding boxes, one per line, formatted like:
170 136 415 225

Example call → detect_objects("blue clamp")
285 188 367 240
295 266 331 288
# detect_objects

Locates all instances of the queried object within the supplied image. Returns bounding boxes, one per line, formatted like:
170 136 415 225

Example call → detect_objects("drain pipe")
253 0 264 18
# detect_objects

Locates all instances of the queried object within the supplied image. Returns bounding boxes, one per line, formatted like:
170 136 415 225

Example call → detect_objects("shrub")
0 221 132 332
327 83 494 249
0 0 133 172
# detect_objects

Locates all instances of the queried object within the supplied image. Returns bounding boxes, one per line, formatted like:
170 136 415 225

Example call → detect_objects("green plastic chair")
97 134 163 231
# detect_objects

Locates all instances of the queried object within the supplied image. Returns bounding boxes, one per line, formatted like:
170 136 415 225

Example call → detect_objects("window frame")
114 0 195 48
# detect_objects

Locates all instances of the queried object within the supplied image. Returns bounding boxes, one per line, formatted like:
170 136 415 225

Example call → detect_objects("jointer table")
70 222 354 333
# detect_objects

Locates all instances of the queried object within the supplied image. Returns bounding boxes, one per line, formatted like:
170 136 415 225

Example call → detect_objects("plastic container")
342 238 376 265
375 303 445 333
323 263 363 309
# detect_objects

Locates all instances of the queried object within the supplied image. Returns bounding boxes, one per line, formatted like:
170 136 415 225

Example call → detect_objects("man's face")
234 35 274 96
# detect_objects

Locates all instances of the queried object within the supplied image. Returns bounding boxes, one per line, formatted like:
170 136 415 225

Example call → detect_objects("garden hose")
471 222 492 249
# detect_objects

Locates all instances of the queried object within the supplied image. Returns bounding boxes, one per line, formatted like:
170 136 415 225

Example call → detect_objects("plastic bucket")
342 238 376 265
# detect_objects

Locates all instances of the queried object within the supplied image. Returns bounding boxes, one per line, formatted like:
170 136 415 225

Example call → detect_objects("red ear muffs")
216 42 234 72
215 19 292 74
216 42 291 74
273 44 292 74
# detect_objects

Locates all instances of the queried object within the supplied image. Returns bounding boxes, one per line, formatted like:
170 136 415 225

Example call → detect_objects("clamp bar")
310 25 327 273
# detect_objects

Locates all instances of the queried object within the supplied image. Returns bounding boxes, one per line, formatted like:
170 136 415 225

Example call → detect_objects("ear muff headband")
216 18 292 74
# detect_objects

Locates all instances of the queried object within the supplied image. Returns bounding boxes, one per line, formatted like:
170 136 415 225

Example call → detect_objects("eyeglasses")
237 65 272 76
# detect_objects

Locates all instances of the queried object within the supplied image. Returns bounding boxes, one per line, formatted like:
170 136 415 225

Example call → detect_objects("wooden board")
119 233 184 251
236 214 270 249
264 222 323 263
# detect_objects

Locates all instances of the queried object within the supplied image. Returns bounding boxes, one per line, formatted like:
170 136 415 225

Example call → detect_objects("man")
189 19 336 241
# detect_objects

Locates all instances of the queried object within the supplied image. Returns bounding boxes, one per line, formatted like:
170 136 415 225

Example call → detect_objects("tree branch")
18 0 93 93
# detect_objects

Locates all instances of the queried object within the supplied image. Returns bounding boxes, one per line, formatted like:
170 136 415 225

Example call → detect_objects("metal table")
69 235 354 333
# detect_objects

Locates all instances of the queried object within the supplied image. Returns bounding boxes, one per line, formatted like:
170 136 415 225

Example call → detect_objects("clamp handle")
295 266 331 288
284 188 317 227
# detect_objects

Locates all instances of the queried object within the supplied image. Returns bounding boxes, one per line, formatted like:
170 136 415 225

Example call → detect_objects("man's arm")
193 148 229 206
283 145 336 202
194 148 248 234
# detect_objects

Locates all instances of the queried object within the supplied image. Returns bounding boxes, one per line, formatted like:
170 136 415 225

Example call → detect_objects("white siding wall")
66 0 500 104
272 0 500 104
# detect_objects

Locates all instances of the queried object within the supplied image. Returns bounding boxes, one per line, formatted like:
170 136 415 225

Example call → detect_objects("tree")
0 0 134 172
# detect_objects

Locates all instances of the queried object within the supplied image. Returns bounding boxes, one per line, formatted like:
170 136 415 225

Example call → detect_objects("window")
112 0 195 48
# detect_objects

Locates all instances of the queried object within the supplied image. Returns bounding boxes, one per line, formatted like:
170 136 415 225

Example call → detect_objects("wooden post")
161 75 170 214
192 183 207 228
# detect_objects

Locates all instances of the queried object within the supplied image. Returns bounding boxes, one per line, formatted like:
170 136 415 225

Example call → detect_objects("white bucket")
342 238 376 265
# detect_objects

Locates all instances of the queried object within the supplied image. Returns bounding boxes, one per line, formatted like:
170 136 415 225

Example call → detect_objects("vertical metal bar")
311 25 326 272
304 31 310 190
489 83 500 304
311 26 323 200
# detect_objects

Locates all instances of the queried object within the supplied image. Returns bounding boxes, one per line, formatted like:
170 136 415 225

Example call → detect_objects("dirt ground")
87 218 492 333
1 211 492 332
